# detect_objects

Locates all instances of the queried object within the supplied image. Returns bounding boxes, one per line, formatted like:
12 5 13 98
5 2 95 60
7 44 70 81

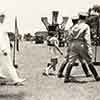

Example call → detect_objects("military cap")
79 12 88 17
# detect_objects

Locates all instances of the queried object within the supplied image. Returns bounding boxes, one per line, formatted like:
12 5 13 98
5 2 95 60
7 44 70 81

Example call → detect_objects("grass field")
0 41 100 100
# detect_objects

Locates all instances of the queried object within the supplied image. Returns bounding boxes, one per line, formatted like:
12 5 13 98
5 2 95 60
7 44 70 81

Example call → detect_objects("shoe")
86 74 92 77
14 64 18 69
64 78 71 83
0 74 6 79
0 80 8 85
95 76 100 81
57 74 64 78
0 82 7 85
13 78 26 85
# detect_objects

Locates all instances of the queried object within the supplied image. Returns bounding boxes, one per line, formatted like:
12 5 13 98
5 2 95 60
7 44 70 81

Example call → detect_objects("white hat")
72 15 79 20
0 10 6 16
79 12 88 17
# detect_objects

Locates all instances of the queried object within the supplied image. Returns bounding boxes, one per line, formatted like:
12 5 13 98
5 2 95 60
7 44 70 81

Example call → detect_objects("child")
43 31 63 76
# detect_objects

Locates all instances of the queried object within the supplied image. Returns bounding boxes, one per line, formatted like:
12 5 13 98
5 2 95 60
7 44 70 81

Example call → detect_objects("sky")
0 0 100 35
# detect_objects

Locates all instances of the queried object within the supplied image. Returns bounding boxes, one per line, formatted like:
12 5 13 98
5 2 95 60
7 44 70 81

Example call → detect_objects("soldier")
0 11 25 85
43 24 63 76
64 12 100 83
58 15 91 78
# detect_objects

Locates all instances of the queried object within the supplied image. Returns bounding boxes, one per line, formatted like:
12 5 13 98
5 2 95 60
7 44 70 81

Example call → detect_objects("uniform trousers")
64 40 99 81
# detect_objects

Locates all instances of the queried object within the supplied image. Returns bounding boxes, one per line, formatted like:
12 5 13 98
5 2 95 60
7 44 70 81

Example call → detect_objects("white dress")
0 23 20 82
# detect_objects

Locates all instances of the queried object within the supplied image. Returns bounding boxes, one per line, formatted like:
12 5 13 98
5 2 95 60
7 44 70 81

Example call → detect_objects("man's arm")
54 42 63 55
84 26 92 47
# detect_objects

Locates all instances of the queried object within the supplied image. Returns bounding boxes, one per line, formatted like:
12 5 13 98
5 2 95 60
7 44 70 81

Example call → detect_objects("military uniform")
58 16 91 78
64 13 100 82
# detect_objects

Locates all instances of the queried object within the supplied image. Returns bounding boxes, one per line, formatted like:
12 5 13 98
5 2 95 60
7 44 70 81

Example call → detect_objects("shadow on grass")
0 91 25 100
65 76 100 84
0 82 24 86
70 74 92 79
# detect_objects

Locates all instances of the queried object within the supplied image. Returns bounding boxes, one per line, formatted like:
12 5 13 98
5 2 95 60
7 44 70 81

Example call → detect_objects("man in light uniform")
58 15 91 78
0 11 25 85
64 12 100 83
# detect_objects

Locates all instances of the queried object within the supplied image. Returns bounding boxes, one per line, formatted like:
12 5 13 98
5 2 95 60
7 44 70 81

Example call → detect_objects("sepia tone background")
0 0 100 100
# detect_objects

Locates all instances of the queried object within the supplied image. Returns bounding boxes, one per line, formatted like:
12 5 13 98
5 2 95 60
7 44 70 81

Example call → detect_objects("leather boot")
88 63 100 81
81 63 91 77
64 64 73 83
58 60 68 78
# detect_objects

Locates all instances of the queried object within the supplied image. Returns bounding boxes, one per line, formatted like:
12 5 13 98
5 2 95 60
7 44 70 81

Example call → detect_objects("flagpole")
13 16 19 68
13 31 16 66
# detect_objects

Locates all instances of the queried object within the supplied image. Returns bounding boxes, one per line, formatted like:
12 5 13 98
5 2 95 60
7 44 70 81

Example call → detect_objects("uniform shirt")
71 21 93 58
74 21 91 44
48 36 59 58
